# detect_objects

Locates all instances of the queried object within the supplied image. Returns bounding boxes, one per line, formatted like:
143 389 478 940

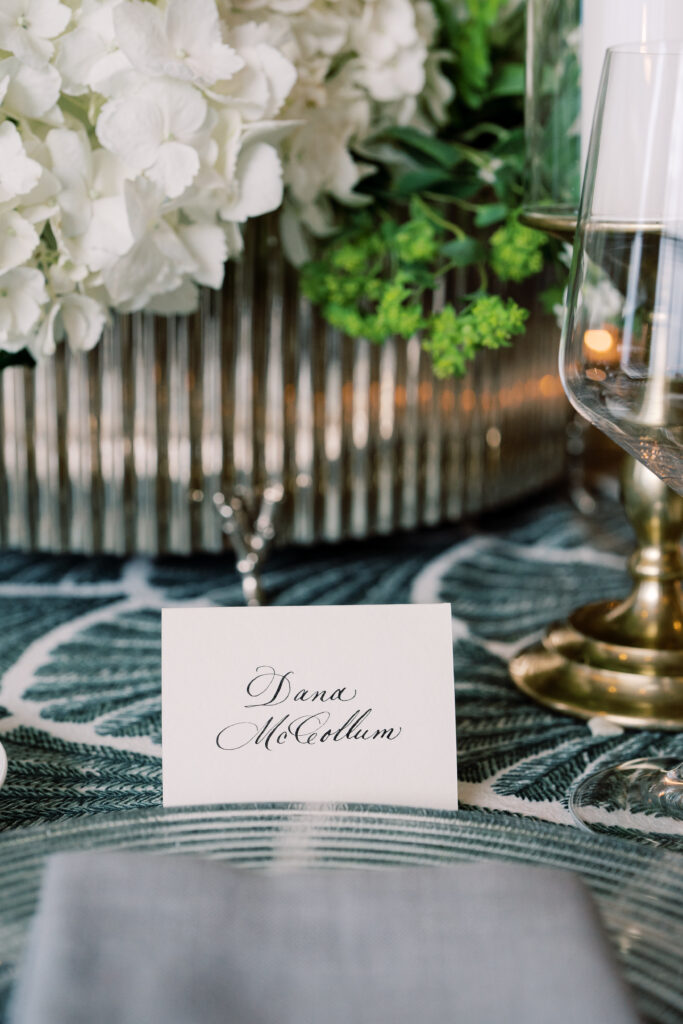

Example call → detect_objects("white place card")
162 604 457 810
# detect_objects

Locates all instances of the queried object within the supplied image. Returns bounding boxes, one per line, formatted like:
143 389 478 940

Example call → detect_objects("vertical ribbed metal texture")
0 219 568 555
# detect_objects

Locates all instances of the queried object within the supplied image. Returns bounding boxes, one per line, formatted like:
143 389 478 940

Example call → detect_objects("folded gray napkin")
9 851 640 1024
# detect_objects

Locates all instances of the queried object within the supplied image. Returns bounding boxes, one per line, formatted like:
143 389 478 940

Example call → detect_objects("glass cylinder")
524 0 683 235
524 0 581 233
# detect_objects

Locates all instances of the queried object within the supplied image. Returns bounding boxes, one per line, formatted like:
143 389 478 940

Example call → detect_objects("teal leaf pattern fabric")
0 496 679 838
0 495 683 1023
24 609 162 742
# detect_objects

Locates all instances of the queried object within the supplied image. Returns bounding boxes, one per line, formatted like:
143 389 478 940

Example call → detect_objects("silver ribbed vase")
0 219 568 565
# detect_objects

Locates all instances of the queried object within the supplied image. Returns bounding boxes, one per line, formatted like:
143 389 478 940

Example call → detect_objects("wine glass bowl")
562 221 683 496
561 43 683 495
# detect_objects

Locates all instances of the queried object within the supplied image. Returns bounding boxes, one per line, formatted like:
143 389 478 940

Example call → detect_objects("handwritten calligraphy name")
216 666 402 751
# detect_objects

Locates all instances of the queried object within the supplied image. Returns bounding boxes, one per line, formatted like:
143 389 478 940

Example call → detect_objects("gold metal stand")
509 455 683 730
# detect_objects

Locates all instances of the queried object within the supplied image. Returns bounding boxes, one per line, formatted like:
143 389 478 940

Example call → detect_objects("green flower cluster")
423 296 528 378
302 204 531 377
302 213 430 346
490 217 546 282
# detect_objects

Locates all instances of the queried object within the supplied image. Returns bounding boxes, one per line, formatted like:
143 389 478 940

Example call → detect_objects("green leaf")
380 126 461 170
489 62 525 97
441 237 485 266
0 348 35 372
474 203 508 227
393 168 454 196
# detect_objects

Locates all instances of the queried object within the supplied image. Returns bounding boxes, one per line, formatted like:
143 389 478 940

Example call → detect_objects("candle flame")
584 328 616 356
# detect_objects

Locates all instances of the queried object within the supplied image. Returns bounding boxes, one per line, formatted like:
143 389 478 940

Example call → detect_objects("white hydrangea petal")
145 279 199 315
103 236 173 308
96 95 164 170
54 26 128 96
115 0 242 86
423 51 455 124
293 10 348 58
29 301 62 359
26 0 72 38
165 0 244 83
0 211 39 275
0 331 33 354
177 223 227 289
278 200 312 266
0 75 9 105
69 196 134 271
0 297 12 337
267 0 315 12
221 141 283 222
91 149 128 196
103 214 197 309
7 29 53 69
150 221 199 276
14 161 60 223
57 185 92 236
159 80 208 140
61 293 107 351
213 60 269 117
223 221 244 259
0 266 47 341
298 196 338 236
362 48 426 101
46 127 91 188
112 1 171 77
147 141 200 199
121 177 164 243
0 122 43 201
246 44 297 119
240 120 301 150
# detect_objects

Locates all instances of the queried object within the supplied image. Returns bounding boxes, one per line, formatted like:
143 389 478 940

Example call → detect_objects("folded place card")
161 604 457 809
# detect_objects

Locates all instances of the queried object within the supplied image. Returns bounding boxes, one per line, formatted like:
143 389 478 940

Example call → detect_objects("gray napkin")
9 851 640 1024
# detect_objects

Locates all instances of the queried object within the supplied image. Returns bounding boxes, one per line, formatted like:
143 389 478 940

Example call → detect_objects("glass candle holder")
524 0 683 235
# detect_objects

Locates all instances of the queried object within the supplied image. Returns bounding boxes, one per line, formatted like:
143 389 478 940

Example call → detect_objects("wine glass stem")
612 454 683 647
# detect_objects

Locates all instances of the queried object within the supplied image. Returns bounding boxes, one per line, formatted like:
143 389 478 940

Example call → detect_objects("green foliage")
0 349 35 372
424 296 528 378
490 216 546 282
304 0 556 378
302 198 531 373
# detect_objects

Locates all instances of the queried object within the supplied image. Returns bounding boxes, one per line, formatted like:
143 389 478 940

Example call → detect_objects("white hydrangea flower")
54 0 131 97
60 292 109 350
0 120 43 203
113 0 244 87
221 140 284 222
8 123 60 224
0 0 71 69
289 8 349 60
228 0 314 12
0 0 452 356
0 210 40 274
27 299 61 357
0 56 62 120
96 77 209 198
0 266 48 351
46 126 134 270
101 179 202 311
208 21 297 121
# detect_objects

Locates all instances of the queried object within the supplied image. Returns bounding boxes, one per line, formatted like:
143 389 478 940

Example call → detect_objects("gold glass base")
510 457 683 731
509 600 683 730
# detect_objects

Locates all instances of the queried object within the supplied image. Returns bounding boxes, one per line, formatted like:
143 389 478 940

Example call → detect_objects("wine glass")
561 42 683 829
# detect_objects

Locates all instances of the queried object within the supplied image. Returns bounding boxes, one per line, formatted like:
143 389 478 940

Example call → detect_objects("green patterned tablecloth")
0 491 682 1022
